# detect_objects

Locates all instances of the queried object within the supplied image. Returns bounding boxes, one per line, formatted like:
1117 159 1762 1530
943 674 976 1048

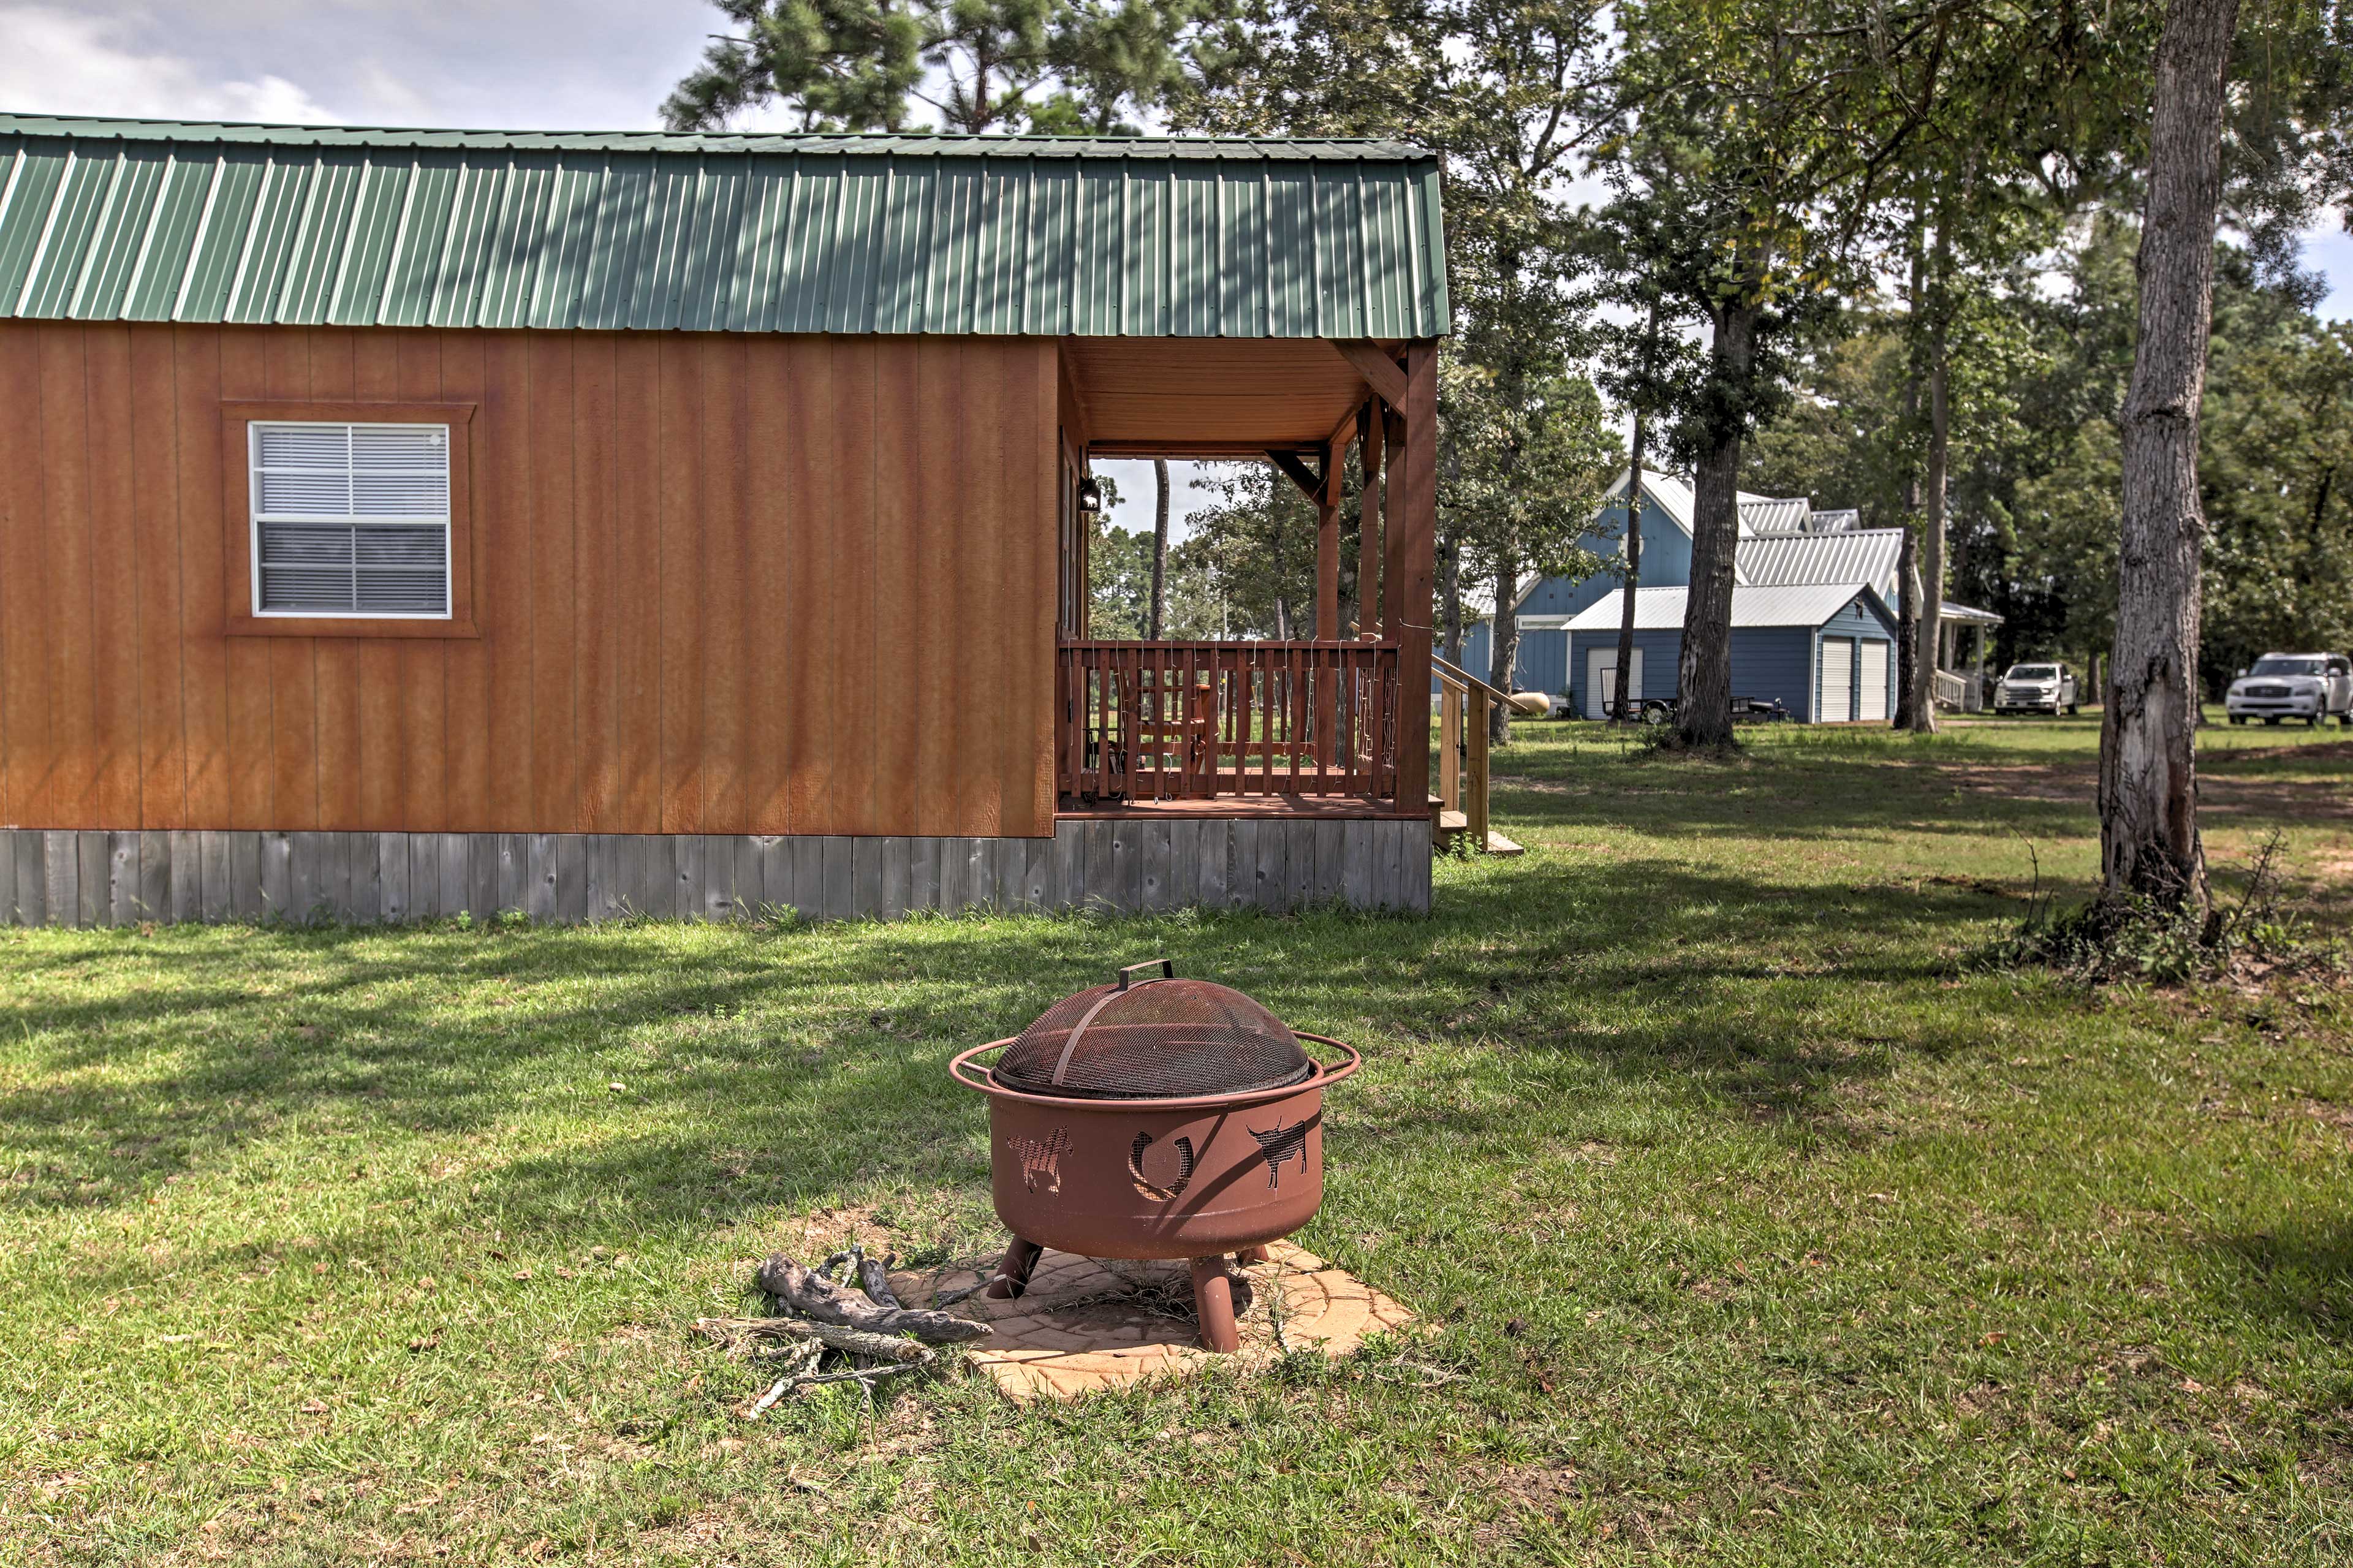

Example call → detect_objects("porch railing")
1931 668 1982 713
1431 655 1499 852
1057 641 1401 803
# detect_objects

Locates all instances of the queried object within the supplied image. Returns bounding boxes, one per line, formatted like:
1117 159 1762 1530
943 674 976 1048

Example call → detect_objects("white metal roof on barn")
1533 472 2005 631
1737 494 1811 532
1597 470 1809 543
1565 582 1887 632
1738 528 1904 594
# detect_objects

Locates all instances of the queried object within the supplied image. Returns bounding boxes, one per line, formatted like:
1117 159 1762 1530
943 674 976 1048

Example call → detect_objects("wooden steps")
1433 806 1523 857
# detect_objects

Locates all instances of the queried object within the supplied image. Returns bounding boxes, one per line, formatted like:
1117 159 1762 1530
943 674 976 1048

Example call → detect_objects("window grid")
250 421 452 618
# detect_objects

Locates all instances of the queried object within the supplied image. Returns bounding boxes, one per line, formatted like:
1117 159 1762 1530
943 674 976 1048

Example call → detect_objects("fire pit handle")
948 1040 1012 1093
1294 1032 1363 1086
1116 958 1175 991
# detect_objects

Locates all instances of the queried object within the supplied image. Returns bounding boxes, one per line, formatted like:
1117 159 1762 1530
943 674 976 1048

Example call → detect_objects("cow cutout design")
1249 1119 1310 1189
1007 1127 1072 1194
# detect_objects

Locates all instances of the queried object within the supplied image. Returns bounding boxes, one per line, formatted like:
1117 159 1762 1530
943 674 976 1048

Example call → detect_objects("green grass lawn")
4 718 2349 1566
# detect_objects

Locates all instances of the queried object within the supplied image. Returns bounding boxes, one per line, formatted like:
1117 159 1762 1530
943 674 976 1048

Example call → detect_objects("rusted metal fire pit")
950 960 1360 1352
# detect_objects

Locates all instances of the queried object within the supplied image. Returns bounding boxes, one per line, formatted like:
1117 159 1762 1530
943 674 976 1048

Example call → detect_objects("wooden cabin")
0 114 1454 925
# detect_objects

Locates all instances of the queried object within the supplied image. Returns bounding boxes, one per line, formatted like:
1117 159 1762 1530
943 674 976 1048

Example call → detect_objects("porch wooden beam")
1089 441 1332 459
1324 403 1363 455
1316 429 1344 641
1265 448 1325 504
1392 341 1439 817
1332 340 1409 409
1380 401 1406 636
1358 398 1384 638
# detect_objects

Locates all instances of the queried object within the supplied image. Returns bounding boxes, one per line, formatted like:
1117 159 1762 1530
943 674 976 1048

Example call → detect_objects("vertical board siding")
0 320 1058 837
0 819 1431 924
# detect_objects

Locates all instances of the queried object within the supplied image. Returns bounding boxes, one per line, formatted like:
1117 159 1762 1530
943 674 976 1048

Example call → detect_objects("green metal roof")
0 114 1448 339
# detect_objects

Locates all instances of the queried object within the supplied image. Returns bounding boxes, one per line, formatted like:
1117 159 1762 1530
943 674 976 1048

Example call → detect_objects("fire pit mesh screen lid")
993 964 1315 1100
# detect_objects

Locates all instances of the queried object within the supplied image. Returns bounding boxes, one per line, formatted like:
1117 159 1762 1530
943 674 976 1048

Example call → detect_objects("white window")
249 422 450 617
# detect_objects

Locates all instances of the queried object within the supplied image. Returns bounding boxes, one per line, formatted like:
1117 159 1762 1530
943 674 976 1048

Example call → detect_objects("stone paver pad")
890 1242 1413 1404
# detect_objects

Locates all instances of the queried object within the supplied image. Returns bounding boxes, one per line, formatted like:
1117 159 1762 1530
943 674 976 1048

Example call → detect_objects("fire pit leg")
1233 1244 1271 1265
1189 1257 1241 1353
985 1236 1044 1300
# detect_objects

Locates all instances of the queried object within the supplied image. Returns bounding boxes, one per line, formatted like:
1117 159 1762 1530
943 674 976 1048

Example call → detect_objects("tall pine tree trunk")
1490 548 1520 746
1895 528 1920 729
2102 0 2238 914
1612 411 1646 722
1677 302 1759 750
1148 458 1170 640
1894 208 1925 729
1909 259 1949 735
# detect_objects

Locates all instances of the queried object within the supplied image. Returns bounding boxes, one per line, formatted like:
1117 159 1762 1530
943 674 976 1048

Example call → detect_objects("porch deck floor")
1055 795 1420 821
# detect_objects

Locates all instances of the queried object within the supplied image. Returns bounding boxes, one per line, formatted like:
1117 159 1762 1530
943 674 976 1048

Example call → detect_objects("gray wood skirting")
0 820 1431 927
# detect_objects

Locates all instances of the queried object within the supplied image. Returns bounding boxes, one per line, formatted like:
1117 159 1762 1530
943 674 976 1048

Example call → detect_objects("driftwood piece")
694 1316 939 1365
756 1254 992 1343
855 1254 900 1309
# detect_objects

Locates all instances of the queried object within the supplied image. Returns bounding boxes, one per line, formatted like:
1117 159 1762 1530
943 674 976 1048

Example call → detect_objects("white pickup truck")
1995 662 2079 716
2226 653 2353 727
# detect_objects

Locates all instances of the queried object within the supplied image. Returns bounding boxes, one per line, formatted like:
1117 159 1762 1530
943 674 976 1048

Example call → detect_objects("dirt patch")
1933 758 2352 824
2215 739 2353 765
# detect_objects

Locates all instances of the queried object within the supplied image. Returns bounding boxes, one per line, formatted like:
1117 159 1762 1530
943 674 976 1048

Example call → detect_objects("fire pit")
950 960 1360 1352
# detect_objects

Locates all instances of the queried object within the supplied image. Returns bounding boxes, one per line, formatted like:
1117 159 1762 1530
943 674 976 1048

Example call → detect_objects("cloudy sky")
5 0 2347 537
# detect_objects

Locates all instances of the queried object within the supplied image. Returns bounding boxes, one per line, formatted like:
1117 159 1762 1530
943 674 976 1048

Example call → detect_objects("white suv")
1995 662 2079 716
2226 653 2353 727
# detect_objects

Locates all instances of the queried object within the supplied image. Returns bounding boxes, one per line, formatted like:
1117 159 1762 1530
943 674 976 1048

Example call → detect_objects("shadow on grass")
1 839 2016 1262
2207 1220 2353 1346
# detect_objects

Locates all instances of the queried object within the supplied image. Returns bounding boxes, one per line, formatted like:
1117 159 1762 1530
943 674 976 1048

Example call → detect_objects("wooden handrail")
1432 654 1506 703
1429 656 1493 852
1057 641 1401 804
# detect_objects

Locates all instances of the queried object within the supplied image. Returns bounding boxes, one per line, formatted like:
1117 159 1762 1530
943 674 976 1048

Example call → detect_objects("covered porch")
1930 602 2004 713
1052 335 1488 863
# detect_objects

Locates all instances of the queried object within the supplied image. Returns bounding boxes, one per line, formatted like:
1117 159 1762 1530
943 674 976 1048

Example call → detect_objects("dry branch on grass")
693 1316 940 1363
756 1253 993 1344
698 1249 993 1414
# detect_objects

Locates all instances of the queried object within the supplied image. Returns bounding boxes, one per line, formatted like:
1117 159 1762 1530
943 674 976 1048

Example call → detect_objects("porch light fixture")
1076 475 1104 518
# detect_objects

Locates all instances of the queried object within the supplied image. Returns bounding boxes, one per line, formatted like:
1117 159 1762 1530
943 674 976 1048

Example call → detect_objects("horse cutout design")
1127 1131 1196 1200
1006 1127 1072 1194
1248 1119 1311 1189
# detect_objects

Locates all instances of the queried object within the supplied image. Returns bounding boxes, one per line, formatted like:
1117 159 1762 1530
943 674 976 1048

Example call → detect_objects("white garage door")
1585 646 1643 719
1857 640 1890 722
1819 637 1854 723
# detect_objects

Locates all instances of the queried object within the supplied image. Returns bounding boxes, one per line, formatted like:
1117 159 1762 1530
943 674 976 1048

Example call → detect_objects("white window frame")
248 420 453 620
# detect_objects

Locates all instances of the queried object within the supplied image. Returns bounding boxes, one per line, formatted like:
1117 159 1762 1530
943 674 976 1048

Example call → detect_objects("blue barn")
1563 584 1901 722
1442 471 2001 721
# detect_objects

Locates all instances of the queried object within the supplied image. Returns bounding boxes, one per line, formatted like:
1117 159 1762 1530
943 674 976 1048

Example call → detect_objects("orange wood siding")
0 322 1060 838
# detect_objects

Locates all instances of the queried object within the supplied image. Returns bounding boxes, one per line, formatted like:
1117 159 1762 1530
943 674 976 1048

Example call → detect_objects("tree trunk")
2102 0 2237 915
1676 303 1759 750
1612 411 1646 723
1894 202 1925 730
1489 552 1519 745
1909 276 1948 735
1148 458 1170 640
1894 527 1920 729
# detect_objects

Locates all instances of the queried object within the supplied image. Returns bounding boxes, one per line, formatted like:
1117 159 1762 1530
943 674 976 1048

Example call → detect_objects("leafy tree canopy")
1089 521 1224 638
1745 211 2353 694
664 0 1233 134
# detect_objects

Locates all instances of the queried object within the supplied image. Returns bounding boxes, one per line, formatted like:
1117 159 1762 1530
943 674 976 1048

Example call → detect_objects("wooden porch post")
1358 401 1384 638
1392 343 1438 815
1316 432 1343 640
1381 401 1408 636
